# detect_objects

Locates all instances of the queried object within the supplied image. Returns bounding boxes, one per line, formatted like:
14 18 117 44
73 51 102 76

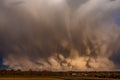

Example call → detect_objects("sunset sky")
0 0 120 71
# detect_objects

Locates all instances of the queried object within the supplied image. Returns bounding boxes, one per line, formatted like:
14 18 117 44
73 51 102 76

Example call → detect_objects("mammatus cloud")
0 0 120 71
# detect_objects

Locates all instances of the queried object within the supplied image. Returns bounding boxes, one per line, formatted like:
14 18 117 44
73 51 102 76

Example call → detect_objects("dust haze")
0 0 120 71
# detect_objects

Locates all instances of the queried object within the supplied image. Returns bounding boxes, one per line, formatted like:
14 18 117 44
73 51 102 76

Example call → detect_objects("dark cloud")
10 1 25 6
66 0 88 9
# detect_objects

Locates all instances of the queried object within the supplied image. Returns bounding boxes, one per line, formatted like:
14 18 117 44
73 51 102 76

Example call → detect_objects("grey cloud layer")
0 0 120 71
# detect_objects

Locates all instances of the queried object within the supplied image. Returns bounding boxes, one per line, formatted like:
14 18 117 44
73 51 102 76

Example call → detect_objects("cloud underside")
0 0 120 71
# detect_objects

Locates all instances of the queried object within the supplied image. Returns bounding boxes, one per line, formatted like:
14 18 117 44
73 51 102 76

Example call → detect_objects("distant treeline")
0 69 120 79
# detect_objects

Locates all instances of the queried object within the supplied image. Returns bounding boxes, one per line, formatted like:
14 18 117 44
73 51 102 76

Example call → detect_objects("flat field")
0 78 119 80
0 78 63 80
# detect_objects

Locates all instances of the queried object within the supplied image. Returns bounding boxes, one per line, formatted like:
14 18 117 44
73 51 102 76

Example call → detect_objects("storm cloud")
0 0 120 71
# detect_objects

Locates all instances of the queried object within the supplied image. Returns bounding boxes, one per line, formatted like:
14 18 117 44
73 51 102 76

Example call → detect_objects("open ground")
0 78 120 80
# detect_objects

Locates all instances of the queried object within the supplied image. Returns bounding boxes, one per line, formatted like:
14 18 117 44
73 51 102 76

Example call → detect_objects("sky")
0 54 3 69
0 51 7 70
0 0 120 71
114 11 120 25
